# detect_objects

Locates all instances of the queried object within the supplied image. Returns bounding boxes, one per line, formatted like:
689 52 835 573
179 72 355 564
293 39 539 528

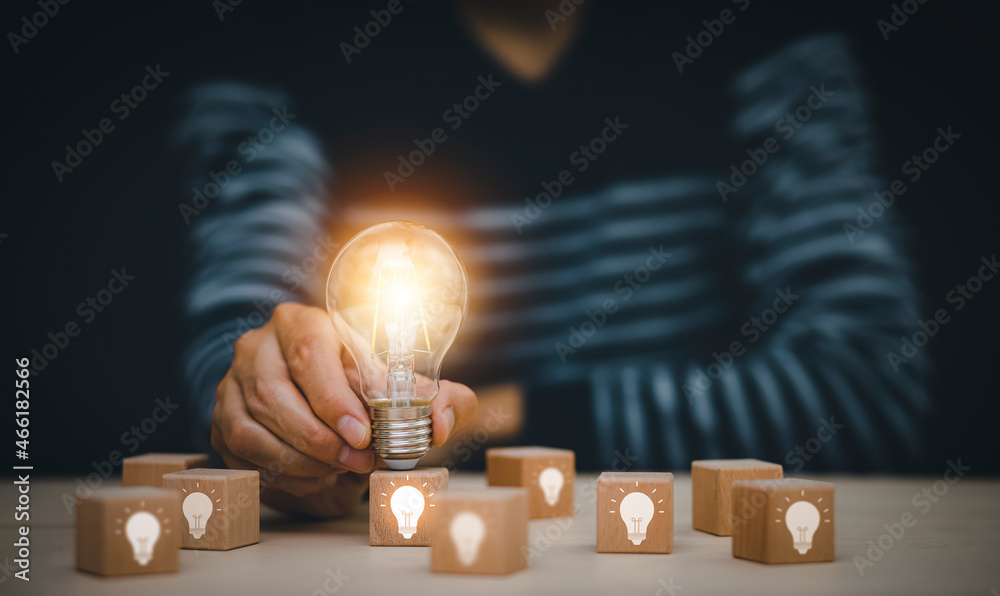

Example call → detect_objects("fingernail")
443 406 456 440
339 446 374 472
337 415 368 448
322 473 341 488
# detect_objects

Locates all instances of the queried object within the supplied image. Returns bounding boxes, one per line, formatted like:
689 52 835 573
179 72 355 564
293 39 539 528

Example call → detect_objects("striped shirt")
176 35 928 471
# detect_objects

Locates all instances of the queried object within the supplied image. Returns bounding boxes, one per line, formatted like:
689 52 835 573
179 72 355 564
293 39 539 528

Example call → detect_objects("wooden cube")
369 467 448 546
486 446 574 518
122 453 211 488
732 478 835 564
597 472 674 554
76 487 181 576
692 459 783 536
161 468 259 551
430 488 529 575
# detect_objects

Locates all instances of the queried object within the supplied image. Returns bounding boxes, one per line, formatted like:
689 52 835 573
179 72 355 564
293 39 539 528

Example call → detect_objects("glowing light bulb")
785 500 821 554
389 485 426 539
124 511 160 566
182 492 214 539
327 221 469 470
538 467 564 506
450 512 485 566
618 492 655 545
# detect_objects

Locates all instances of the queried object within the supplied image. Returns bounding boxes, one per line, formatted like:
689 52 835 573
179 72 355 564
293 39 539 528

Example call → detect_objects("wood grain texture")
122 453 211 488
430 488 529 575
597 472 674 554
692 459 782 536
731 478 835 564
369 468 449 546
161 468 259 551
486 446 574 518
75 487 181 576
19 475 998 593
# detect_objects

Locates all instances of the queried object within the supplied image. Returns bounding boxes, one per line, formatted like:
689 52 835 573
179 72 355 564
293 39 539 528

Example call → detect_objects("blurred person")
175 1 927 516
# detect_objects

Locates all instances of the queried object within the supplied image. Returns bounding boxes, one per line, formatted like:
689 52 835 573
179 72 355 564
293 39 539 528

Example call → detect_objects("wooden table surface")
3 473 998 595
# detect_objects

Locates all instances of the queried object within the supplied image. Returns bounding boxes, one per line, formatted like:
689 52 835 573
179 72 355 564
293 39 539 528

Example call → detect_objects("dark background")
3 0 998 474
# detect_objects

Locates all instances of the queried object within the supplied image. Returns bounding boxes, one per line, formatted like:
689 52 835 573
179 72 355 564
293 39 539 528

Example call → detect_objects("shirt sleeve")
174 82 333 454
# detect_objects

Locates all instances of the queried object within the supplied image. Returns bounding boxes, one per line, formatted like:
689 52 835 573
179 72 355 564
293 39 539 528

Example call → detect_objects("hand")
211 302 478 517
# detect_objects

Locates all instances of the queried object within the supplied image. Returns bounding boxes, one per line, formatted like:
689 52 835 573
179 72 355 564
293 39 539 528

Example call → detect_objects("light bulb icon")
389 485 425 539
619 492 655 545
327 221 469 470
538 467 564 506
124 511 160 566
784 500 821 554
450 512 485 566
182 492 214 539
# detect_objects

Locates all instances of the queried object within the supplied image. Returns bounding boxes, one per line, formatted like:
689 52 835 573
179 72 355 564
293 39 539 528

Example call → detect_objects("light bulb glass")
785 500 821 554
327 221 469 468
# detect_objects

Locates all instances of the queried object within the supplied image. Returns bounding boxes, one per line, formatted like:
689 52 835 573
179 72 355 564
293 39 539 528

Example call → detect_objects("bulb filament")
369 266 435 407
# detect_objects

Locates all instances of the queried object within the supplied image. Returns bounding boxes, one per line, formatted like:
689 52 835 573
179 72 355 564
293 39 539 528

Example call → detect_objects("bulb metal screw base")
370 405 432 469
